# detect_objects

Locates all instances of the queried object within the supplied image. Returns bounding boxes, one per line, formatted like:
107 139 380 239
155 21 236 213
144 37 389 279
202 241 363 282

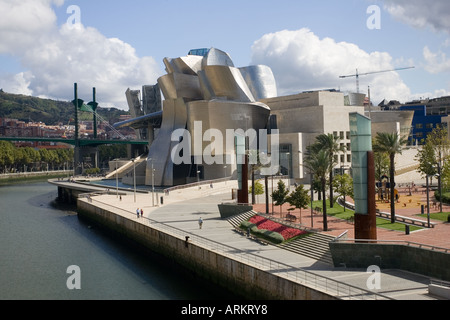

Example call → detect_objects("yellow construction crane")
339 66 415 93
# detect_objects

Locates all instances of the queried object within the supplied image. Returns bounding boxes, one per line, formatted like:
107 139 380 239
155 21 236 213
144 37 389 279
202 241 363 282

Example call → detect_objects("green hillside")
0 90 129 125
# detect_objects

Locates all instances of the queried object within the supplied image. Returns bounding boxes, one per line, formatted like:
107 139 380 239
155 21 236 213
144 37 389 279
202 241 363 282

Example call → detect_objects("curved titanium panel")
202 48 235 68
146 98 187 187
171 56 203 75
186 100 271 157
239 65 278 100
158 73 203 100
202 65 255 102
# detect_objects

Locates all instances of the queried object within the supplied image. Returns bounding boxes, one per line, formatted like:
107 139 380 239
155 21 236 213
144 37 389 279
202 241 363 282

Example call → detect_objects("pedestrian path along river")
74 179 442 300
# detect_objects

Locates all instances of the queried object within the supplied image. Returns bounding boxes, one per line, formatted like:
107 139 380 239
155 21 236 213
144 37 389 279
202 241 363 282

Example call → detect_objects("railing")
334 230 349 241
337 196 436 228
164 177 233 194
430 279 450 288
333 238 450 254
83 195 393 300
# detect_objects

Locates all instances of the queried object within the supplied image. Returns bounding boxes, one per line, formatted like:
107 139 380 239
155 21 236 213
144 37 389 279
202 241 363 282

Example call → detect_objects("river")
0 180 233 300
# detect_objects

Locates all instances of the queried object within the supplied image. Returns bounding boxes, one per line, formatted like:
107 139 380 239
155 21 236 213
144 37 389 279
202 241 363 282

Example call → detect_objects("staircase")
277 233 335 265
226 211 335 265
226 210 256 229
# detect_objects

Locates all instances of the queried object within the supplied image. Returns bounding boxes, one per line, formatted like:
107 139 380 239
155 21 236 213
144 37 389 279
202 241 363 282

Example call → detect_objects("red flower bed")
249 215 307 241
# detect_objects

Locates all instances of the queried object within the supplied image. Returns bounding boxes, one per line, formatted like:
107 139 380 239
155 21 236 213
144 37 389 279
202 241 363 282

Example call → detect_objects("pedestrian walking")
140 208 144 217
136 208 140 218
198 217 203 229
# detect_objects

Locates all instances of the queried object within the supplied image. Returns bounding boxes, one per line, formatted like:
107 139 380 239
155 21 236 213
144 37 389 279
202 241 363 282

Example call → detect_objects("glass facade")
188 48 210 57
349 112 372 215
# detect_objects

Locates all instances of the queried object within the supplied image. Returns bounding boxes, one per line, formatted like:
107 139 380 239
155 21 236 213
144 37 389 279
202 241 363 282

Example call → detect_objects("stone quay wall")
77 199 337 300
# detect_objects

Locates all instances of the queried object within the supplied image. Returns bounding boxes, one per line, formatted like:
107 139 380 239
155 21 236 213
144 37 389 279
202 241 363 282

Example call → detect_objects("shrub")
252 229 285 244
239 220 284 244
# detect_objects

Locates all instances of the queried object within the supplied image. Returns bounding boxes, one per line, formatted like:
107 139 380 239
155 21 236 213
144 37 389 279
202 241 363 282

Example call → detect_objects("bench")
286 213 297 222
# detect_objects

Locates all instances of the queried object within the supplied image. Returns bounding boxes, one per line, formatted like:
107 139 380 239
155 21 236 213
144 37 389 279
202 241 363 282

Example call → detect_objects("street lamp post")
151 159 155 207
116 159 119 198
132 158 136 203
426 174 431 228
437 162 443 213
310 172 314 228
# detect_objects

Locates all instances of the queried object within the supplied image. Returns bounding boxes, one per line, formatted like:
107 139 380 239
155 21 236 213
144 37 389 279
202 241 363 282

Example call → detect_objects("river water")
0 180 232 300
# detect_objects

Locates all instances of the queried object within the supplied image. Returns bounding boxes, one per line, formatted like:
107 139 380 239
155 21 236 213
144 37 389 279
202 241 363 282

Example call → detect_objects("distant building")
381 96 450 144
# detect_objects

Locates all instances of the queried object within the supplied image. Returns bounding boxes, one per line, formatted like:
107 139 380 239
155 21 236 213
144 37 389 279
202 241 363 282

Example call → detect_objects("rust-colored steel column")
237 154 249 204
354 151 377 241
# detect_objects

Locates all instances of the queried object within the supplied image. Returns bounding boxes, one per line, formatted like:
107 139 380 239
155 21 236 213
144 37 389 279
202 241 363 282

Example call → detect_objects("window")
416 123 423 129
339 131 344 139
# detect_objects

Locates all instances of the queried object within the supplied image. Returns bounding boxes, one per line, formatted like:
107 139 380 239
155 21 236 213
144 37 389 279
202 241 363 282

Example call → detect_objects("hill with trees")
0 90 129 125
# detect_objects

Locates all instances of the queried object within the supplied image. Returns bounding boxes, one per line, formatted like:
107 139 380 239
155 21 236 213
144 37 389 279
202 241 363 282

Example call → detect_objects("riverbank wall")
77 198 337 300
0 170 72 183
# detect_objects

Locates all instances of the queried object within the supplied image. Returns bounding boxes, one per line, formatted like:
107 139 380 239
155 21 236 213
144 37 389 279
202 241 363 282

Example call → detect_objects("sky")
0 0 449 110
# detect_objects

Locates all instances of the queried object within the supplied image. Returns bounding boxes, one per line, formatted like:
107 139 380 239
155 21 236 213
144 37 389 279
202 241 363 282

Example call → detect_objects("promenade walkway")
72 176 448 300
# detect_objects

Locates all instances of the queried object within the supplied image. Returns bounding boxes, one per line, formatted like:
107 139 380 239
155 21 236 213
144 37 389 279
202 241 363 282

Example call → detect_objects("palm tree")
373 132 407 223
304 149 332 231
311 133 345 208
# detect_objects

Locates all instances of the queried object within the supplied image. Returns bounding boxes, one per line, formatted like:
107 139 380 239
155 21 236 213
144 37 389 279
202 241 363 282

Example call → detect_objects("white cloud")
0 0 63 54
250 28 412 104
0 72 34 96
0 0 163 109
423 46 450 74
383 0 450 33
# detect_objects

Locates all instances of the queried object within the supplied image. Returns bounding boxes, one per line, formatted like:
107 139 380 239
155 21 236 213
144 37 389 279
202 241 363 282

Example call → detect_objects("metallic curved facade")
137 48 277 186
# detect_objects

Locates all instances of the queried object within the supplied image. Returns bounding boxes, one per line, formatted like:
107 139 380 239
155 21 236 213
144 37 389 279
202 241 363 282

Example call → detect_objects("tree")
0 141 15 172
424 126 450 212
310 133 345 208
271 180 289 217
416 140 437 181
248 149 265 205
374 148 390 182
286 184 311 219
304 149 331 231
373 132 407 223
332 173 354 211
442 156 450 192
249 179 264 203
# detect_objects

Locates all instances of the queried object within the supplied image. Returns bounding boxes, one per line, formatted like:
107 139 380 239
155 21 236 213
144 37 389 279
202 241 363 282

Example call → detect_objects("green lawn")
312 200 423 232
417 212 450 222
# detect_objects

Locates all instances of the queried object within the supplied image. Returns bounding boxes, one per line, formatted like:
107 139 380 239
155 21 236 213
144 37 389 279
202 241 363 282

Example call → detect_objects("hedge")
239 221 285 244
434 191 450 204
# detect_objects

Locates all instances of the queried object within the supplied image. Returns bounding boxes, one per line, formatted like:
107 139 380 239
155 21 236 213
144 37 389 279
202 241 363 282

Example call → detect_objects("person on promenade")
140 208 144 218
198 217 203 229
136 208 140 218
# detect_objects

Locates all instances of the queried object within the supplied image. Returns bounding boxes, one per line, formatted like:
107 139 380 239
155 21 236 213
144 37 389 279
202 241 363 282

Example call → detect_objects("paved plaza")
74 171 449 300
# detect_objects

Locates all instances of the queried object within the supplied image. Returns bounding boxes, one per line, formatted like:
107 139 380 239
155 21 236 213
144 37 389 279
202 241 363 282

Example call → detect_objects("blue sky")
0 0 449 109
